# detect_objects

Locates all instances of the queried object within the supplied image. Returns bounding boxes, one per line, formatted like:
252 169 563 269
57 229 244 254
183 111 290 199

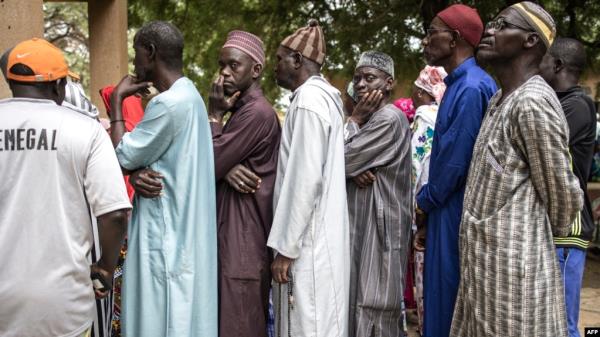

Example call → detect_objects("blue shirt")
116 77 218 337
417 57 497 213
416 57 497 337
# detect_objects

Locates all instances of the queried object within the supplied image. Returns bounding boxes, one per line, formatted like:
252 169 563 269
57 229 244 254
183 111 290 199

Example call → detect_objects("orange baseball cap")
7 38 69 82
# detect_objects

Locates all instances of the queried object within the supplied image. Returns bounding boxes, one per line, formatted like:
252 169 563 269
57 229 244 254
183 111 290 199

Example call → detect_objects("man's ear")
554 57 564 73
148 43 157 61
385 76 394 92
252 63 263 79
524 33 541 49
54 78 67 105
292 52 303 70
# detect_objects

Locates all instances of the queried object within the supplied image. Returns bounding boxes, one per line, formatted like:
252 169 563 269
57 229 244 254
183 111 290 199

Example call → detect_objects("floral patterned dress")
410 103 438 334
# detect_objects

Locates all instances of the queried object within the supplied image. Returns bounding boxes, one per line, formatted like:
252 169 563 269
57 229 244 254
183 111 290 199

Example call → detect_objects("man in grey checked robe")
344 51 412 337
450 3 583 336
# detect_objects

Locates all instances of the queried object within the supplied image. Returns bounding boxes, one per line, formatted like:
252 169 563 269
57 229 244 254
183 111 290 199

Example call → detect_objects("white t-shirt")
0 98 131 337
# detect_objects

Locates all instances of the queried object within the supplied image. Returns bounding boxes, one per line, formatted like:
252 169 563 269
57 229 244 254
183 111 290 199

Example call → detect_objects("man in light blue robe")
108 21 217 337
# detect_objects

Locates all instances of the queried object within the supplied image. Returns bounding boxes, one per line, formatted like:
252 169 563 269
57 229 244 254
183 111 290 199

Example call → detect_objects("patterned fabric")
414 251 425 334
451 76 583 336
510 2 556 47
411 104 437 196
280 19 326 65
410 104 438 336
414 66 447 104
222 30 265 65
356 50 394 79
394 98 415 123
345 104 413 337
110 241 127 337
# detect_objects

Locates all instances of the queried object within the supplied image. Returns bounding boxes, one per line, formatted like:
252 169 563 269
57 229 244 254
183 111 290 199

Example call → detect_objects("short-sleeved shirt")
0 98 131 337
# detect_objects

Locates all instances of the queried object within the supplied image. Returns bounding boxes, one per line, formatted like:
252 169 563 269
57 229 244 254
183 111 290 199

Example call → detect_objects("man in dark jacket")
540 36 597 337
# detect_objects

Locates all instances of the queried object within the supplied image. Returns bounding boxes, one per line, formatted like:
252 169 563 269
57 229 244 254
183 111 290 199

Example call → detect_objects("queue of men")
0 1 596 337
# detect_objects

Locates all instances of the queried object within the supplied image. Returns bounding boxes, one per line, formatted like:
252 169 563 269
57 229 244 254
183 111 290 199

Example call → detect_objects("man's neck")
495 59 539 102
290 71 319 92
552 74 578 92
442 49 473 75
153 69 184 93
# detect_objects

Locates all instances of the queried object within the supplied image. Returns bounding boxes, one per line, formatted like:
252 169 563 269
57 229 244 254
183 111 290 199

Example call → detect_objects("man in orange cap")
0 38 130 337
416 4 497 337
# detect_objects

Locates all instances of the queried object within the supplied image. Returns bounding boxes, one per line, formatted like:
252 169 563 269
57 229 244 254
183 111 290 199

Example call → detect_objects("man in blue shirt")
108 21 218 337
414 5 497 337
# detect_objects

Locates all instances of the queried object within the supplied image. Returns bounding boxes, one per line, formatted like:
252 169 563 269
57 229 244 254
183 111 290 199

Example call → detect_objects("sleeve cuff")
416 186 435 213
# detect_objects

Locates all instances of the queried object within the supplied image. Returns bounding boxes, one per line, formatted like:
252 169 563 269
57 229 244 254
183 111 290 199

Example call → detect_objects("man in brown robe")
129 30 280 337
209 30 280 337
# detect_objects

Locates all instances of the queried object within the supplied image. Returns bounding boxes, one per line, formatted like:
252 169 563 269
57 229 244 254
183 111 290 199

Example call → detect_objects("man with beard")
109 21 217 337
343 51 412 337
540 37 596 337
451 3 583 336
415 4 497 337
268 19 350 337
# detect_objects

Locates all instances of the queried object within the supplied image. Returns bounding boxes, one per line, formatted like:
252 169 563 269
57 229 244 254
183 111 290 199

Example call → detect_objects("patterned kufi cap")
510 1 556 48
356 51 394 79
280 19 326 65
222 30 265 66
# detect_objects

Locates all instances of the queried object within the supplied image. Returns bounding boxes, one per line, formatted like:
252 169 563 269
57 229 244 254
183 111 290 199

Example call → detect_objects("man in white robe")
267 19 350 337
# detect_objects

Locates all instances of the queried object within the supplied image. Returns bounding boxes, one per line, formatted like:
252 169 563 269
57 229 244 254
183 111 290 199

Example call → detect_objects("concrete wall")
0 0 45 99
88 0 128 116
1 0 128 117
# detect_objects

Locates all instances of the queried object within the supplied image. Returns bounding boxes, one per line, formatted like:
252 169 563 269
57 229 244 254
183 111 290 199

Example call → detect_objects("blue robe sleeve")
416 87 486 213
115 99 175 170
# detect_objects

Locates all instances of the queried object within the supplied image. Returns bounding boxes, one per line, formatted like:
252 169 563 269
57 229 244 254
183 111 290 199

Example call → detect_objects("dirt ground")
405 250 600 336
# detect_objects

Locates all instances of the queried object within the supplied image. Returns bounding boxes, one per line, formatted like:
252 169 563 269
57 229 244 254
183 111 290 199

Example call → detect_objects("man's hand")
90 264 113 299
415 206 427 228
414 225 426 252
353 170 376 188
208 75 240 122
130 168 163 198
224 164 261 193
112 75 153 101
350 90 384 126
272 254 294 284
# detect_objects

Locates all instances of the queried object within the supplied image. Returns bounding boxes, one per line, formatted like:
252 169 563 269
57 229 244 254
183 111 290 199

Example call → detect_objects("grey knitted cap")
356 51 394 79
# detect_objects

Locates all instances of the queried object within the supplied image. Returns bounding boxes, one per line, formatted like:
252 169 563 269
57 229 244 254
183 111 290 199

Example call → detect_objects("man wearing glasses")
451 2 583 336
414 4 496 337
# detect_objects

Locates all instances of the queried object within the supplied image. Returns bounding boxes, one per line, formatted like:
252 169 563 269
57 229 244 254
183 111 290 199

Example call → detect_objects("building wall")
0 0 45 99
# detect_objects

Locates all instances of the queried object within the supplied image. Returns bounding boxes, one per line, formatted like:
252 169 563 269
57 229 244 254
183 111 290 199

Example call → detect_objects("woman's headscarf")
393 98 415 123
414 65 448 104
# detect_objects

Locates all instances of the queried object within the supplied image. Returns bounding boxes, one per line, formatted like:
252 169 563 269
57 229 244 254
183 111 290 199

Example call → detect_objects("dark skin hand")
225 164 261 193
130 165 262 196
110 75 152 149
272 254 294 283
129 168 163 198
414 208 428 251
353 169 376 188
90 264 113 298
208 75 241 123
414 225 426 252
90 209 128 298
350 90 384 126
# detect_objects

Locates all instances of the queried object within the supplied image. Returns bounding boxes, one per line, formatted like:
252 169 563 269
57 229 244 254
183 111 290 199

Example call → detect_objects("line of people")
0 1 596 337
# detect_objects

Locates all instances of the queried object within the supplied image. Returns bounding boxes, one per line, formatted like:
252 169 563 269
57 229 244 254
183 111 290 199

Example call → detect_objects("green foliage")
127 0 600 103
43 2 90 91
43 0 600 101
